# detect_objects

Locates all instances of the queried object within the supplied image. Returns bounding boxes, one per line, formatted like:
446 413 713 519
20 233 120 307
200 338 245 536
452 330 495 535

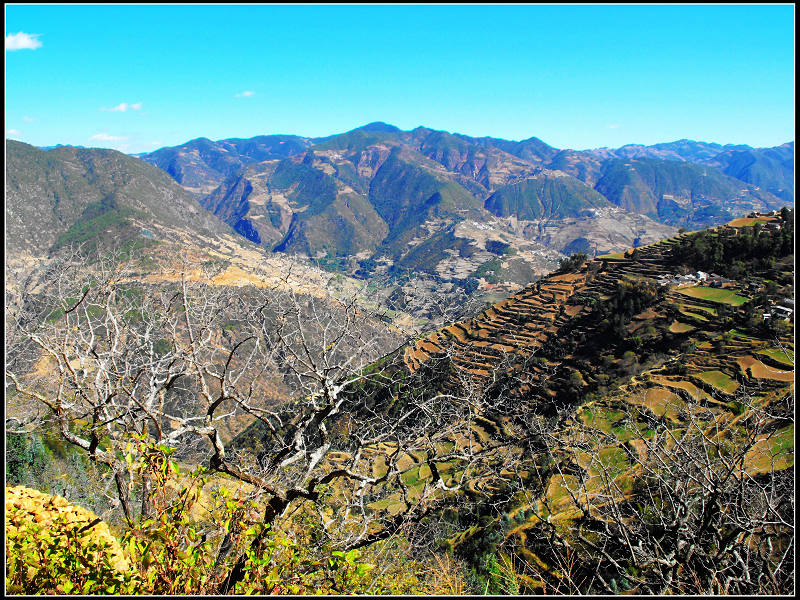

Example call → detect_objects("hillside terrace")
403 224 793 408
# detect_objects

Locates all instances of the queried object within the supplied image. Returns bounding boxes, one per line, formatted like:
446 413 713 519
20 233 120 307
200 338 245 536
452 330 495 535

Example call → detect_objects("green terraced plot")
731 329 760 340
579 404 652 441
687 304 718 316
580 405 627 434
581 446 630 479
679 309 709 322
757 348 794 368
678 286 748 306
698 370 740 394
401 464 431 486
745 424 794 473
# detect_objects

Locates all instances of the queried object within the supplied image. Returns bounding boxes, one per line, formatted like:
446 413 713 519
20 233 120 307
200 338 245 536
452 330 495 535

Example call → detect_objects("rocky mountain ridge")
136 124 790 284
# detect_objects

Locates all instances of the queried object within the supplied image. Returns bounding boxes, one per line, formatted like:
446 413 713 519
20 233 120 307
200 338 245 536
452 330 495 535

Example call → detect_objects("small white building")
772 306 793 320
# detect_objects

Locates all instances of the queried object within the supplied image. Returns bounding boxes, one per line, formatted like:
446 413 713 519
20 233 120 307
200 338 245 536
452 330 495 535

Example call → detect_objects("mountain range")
5 140 230 258
137 123 791 280
5 140 375 320
5 126 794 596
7 125 792 293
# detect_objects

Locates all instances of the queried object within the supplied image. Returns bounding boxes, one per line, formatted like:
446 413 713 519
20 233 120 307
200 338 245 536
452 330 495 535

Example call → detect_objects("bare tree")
500 387 794 595
5 248 520 591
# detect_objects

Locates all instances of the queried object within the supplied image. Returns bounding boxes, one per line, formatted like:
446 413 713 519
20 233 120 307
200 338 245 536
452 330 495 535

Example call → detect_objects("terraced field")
224 214 793 593
677 285 748 305
385 218 794 592
407 224 790 388
399 224 792 414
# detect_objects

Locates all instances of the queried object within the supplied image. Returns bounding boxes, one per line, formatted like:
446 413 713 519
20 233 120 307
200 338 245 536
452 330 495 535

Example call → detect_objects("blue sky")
5 4 795 153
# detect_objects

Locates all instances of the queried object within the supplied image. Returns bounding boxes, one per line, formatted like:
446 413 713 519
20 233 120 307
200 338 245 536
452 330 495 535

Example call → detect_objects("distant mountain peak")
182 137 217 150
37 143 86 151
355 122 401 133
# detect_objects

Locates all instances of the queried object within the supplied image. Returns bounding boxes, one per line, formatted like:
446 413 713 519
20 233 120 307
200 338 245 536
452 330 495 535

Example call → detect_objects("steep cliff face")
200 173 270 244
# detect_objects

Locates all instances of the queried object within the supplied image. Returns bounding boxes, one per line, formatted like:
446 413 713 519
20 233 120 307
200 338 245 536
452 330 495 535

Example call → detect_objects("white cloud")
7 129 23 137
6 32 42 51
235 90 255 98
101 102 143 112
89 133 128 142
607 124 621 129
101 103 128 112
23 116 36 123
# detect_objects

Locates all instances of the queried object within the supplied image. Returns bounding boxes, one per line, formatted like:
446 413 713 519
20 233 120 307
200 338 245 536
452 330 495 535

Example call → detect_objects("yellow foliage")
5 485 129 572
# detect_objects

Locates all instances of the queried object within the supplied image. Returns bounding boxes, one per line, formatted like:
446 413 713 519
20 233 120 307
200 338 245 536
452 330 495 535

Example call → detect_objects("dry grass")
651 376 714 402
669 320 695 333
737 356 794 382
626 387 684 421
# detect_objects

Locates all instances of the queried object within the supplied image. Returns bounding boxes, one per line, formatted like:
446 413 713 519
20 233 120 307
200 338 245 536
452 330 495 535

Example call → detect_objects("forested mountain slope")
137 125 790 283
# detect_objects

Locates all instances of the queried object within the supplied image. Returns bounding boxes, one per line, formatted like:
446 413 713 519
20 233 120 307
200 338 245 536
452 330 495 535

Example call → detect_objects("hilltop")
5 140 231 258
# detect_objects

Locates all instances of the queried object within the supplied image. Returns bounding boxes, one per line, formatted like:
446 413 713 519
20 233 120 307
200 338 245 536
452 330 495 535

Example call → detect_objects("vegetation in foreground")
6 442 465 595
6 210 794 594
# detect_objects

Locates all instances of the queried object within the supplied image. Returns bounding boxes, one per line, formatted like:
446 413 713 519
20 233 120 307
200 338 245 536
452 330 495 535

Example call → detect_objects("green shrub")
6 494 139 595
7 437 466 595
557 252 588 273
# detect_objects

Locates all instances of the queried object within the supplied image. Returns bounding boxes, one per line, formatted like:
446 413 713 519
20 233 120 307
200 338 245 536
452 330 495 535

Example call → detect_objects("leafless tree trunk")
502 387 794 595
6 248 520 591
